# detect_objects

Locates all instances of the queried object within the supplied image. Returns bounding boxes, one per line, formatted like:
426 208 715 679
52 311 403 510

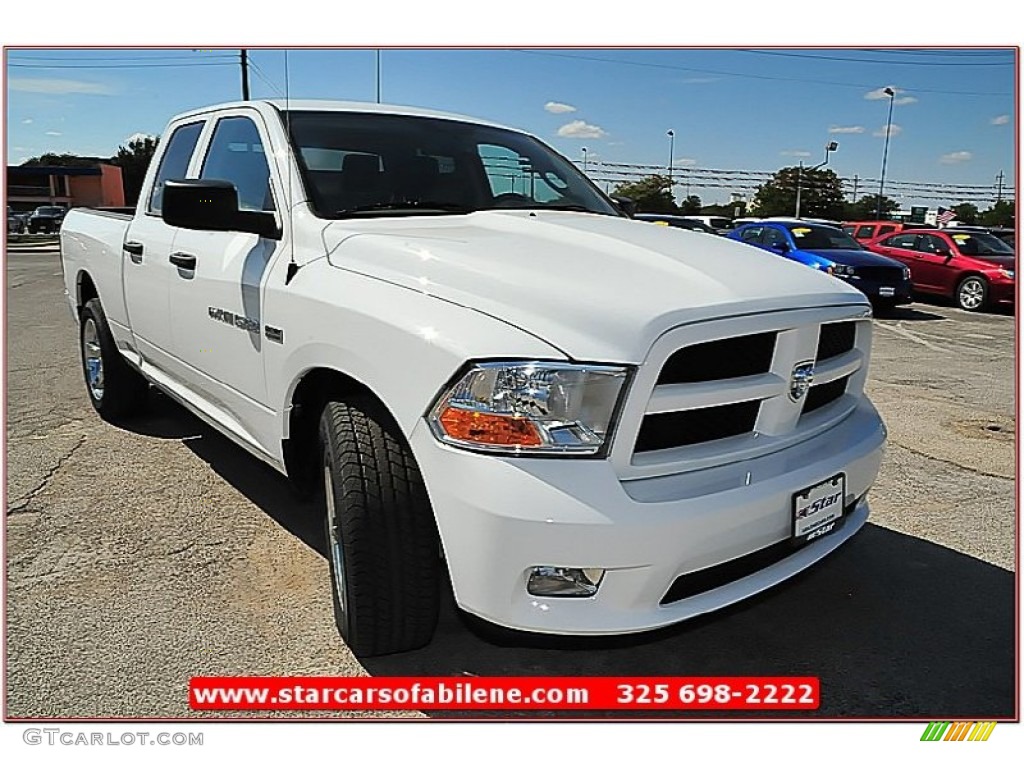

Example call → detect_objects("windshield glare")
786 225 862 250
284 111 619 218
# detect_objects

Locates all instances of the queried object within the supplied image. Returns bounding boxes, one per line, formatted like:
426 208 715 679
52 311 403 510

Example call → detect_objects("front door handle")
124 241 144 263
169 252 197 270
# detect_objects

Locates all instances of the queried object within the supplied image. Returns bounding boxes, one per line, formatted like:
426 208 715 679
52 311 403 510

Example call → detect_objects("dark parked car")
728 220 913 309
866 228 1014 311
27 206 66 234
8 206 26 234
634 213 717 234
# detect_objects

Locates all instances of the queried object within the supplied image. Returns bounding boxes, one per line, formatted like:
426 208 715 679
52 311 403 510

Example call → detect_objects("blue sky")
5 47 1017 209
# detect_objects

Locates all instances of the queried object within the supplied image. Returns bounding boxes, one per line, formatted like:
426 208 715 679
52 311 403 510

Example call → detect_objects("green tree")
751 166 846 220
611 174 678 214
979 200 1015 227
952 203 979 225
678 195 702 215
21 153 99 168
843 194 899 221
112 135 159 207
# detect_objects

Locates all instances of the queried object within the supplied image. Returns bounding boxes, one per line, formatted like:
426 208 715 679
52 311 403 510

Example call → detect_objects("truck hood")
323 210 866 362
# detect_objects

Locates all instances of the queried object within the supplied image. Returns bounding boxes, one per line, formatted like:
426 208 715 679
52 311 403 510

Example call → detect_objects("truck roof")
169 99 516 132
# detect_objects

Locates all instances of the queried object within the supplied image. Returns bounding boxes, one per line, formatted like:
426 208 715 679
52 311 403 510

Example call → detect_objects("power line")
737 49 1016 66
8 54 237 62
8 62 236 69
511 50 1013 97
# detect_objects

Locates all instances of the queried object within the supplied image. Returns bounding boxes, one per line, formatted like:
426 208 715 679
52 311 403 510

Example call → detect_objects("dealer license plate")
792 473 845 542
878 286 895 297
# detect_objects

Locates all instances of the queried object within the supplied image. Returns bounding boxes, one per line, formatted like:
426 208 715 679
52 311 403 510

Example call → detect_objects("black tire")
955 275 988 312
79 298 149 420
319 396 441 656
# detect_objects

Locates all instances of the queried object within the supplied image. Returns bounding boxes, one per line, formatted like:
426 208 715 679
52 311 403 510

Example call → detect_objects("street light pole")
667 129 675 192
581 146 588 173
876 87 896 220
795 141 838 218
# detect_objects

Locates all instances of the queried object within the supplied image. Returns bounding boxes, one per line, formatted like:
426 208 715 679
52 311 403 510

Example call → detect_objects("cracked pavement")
3 249 1015 719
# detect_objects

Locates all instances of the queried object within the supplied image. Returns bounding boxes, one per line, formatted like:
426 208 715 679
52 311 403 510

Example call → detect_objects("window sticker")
951 234 971 243
792 228 811 236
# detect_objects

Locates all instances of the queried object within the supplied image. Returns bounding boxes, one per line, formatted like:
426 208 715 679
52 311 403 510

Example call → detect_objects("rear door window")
739 226 764 243
855 225 875 239
148 121 204 214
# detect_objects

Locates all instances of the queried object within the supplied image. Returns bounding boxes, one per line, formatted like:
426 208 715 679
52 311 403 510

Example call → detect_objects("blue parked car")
728 219 913 309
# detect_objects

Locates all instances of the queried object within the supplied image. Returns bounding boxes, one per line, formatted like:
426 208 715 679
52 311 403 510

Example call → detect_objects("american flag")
936 207 957 225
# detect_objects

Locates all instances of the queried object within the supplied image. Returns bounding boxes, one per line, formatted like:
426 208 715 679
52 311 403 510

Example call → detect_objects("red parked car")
866 228 1015 311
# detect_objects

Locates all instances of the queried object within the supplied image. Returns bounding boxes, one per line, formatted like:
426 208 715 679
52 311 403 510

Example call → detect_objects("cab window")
200 116 276 212
148 121 204 214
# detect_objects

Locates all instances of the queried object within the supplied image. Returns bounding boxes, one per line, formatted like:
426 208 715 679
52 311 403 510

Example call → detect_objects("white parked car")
60 100 886 655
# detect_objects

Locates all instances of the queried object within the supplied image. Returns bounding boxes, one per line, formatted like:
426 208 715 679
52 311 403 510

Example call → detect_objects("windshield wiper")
335 201 476 217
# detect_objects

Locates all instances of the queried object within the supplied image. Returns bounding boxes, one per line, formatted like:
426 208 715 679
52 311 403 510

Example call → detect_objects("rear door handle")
169 252 197 270
124 241 144 263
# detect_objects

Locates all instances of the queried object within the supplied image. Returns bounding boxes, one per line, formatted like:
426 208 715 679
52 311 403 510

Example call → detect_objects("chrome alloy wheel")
324 459 346 614
958 277 985 311
82 317 105 402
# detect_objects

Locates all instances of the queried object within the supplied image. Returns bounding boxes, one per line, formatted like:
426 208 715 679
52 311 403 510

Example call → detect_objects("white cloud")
780 150 812 158
22 118 33 124
544 101 577 114
873 124 903 138
10 77 114 95
829 125 865 134
44 131 62 137
991 114 1010 125
557 120 607 139
940 151 973 165
673 157 697 167
894 96 918 106
126 132 157 144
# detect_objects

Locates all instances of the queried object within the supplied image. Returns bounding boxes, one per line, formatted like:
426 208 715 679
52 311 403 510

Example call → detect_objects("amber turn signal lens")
438 406 542 447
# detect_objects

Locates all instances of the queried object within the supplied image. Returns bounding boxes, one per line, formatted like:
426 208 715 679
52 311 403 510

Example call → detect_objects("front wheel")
956 275 988 312
319 396 441 656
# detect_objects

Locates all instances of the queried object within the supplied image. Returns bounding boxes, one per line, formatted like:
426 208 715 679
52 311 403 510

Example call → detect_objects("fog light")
527 566 605 597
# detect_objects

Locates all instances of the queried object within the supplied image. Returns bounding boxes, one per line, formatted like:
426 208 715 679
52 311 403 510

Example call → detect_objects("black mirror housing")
162 179 280 240
610 195 637 218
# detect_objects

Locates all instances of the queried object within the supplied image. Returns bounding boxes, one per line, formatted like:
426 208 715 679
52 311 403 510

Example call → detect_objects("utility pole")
995 170 1004 203
240 49 250 101
852 174 859 203
376 49 381 103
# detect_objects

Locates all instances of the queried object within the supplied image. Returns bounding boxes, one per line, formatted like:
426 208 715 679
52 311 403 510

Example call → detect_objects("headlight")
828 264 855 277
999 268 1014 280
429 361 630 455
903 267 912 280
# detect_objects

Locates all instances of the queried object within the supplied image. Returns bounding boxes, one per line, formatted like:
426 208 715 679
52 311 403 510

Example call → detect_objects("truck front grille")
802 376 849 415
816 321 856 362
635 400 761 452
657 332 777 384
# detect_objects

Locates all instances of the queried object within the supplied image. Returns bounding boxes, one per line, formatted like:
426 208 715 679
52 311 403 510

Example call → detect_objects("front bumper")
839 275 913 304
988 278 1015 305
411 398 886 635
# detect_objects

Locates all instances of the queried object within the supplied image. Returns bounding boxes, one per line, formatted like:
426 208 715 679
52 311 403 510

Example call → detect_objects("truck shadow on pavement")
130 391 1014 720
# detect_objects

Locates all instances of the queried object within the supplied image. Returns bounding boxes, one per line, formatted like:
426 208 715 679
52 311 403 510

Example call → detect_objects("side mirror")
162 179 281 240
609 195 637 218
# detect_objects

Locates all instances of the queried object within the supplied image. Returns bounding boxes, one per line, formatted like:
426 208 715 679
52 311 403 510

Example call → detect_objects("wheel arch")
281 366 404 495
76 269 99 313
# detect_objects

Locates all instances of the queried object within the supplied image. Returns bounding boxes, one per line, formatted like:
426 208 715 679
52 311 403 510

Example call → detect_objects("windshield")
284 111 620 219
949 232 1015 256
35 207 63 216
785 224 863 250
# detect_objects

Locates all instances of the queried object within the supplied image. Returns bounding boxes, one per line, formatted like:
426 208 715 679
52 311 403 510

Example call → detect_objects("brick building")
7 163 125 214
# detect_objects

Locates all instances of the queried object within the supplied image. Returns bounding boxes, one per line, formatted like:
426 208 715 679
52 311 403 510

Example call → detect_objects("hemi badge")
265 326 284 344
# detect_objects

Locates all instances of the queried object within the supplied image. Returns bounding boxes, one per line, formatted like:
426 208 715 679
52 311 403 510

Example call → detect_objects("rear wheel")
956 275 988 312
79 298 149 419
319 396 441 656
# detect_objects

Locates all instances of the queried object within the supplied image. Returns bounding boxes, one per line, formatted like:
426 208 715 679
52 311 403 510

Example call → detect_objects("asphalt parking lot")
4 247 1016 719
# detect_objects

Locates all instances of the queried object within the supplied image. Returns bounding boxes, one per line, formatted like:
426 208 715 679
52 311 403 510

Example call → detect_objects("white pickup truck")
61 100 886 656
